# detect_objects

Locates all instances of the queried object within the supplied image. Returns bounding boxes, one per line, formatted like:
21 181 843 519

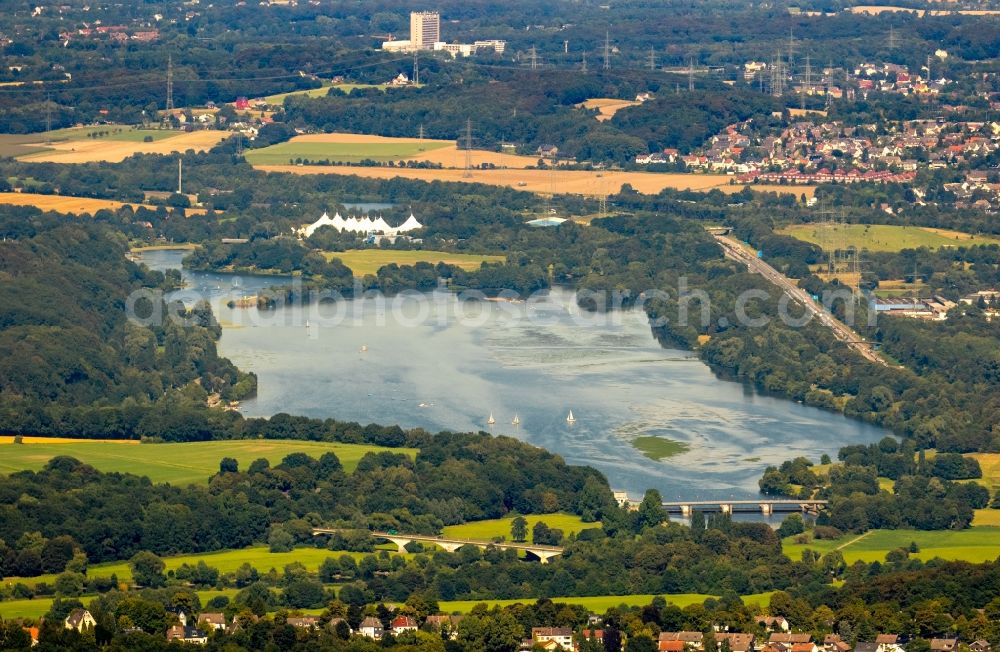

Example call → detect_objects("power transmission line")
44 93 52 142
581 52 588 73
413 51 419 84
688 55 695 91
530 46 538 71
603 30 611 70
648 46 656 71
166 53 174 111
463 118 473 178
771 52 784 96
802 55 812 110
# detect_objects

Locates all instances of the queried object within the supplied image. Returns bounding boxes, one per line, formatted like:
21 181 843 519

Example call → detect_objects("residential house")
287 616 320 629
930 640 958 652
537 145 559 158
22 626 39 647
532 627 574 650
426 615 462 639
197 613 227 632
167 625 208 645
970 641 991 652
718 633 755 652
822 634 852 652
660 631 705 652
582 629 605 646
65 609 96 632
359 616 384 640
391 615 418 635
791 642 819 652
875 634 903 652
769 633 812 645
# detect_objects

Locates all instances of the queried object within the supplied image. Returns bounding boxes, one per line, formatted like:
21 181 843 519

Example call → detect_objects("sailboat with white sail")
566 410 576 424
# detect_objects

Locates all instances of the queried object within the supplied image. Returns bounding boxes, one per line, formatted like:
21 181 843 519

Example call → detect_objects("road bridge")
658 499 827 517
713 234 888 366
312 528 564 563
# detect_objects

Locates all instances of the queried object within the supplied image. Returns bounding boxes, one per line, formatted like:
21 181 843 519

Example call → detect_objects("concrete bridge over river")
656 499 827 516
613 493 827 516
312 528 564 563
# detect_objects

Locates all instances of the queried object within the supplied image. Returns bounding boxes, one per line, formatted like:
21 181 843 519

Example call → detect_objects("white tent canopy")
298 211 424 237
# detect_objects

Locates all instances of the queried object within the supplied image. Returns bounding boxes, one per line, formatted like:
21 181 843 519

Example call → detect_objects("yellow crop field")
576 98 641 121
324 249 505 276
0 436 139 445
18 130 228 163
258 165 718 194
258 164 809 198
0 192 206 215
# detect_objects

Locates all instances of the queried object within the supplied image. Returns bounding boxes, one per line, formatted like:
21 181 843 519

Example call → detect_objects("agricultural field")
438 591 774 614
257 164 786 197
441 513 598 541
969 453 1000 492
782 527 1000 564
244 133 452 165
576 98 641 122
2 545 407 591
0 191 206 216
324 249 505 276
262 82 390 105
0 437 415 485
779 223 1000 253
9 129 227 163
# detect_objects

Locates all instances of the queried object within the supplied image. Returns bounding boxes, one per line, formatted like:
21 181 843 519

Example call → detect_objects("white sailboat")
512 413 520 426
360 344 368 352
487 412 496 426
566 410 576 424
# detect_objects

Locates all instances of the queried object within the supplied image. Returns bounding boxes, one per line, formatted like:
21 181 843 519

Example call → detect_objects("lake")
140 250 889 503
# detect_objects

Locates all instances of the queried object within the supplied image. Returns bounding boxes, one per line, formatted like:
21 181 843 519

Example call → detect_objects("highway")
714 235 888 366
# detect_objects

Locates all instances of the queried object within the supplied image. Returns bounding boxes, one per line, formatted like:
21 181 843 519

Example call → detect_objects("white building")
410 11 439 49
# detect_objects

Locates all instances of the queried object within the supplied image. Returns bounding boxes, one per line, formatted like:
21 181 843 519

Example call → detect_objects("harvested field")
0 191 207 215
576 98 641 121
17 130 228 163
256 164 809 198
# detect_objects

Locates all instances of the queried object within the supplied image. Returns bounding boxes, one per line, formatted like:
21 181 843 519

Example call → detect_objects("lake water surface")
140 250 889 503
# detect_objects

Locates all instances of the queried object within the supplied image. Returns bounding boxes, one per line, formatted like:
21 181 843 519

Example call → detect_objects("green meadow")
0 439 416 485
438 592 774 614
779 223 1000 253
244 139 450 165
3 545 408 590
442 513 599 541
782 527 1000 564
0 589 240 620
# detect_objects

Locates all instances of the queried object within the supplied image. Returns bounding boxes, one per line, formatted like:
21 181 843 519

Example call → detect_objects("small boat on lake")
566 410 576 424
